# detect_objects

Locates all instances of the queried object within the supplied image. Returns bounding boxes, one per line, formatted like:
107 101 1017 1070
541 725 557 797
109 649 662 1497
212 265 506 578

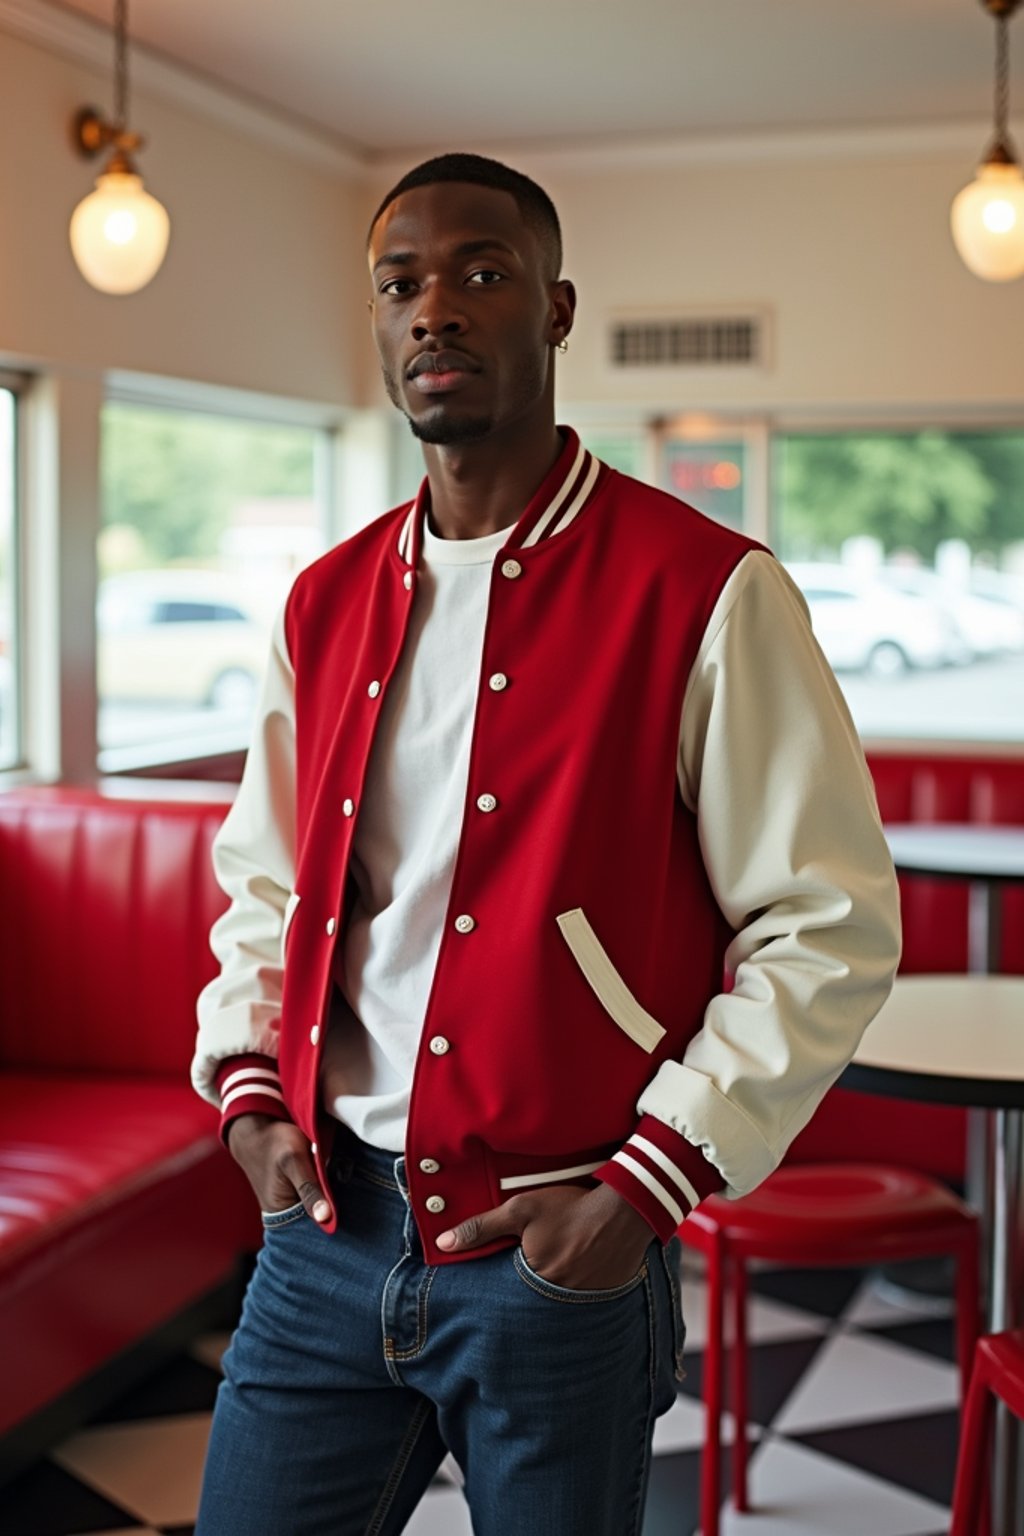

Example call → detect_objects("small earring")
556 338 569 353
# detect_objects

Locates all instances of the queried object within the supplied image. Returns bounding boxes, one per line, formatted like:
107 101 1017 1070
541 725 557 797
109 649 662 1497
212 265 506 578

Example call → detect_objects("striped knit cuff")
594 1114 726 1243
214 1054 292 1148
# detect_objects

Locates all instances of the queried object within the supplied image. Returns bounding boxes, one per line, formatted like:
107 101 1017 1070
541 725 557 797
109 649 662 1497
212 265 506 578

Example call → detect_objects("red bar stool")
682 1163 980 1536
950 1329 1024 1536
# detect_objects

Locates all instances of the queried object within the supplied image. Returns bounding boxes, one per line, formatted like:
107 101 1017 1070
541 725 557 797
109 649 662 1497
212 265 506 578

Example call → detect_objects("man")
191 153 901 1535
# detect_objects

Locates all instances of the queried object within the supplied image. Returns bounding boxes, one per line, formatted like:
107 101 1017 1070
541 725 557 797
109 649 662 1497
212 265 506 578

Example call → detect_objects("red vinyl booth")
0 784 259 1457
786 751 1024 1182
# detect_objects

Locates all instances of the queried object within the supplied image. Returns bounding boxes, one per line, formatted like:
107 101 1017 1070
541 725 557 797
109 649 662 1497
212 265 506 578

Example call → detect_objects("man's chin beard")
405 409 493 447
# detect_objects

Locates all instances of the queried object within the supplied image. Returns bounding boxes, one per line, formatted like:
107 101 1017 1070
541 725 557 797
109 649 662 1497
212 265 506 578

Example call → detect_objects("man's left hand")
435 1182 656 1290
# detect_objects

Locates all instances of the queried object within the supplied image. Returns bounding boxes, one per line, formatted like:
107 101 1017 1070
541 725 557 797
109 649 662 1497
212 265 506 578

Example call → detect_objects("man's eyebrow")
372 250 415 275
372 238 517 276
452 239 517 260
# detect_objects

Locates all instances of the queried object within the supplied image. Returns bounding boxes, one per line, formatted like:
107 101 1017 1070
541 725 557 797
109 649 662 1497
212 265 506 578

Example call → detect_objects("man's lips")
406 349 481 394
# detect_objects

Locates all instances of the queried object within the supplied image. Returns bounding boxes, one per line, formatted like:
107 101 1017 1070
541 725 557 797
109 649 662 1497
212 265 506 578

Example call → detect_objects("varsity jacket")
191 428 902 1266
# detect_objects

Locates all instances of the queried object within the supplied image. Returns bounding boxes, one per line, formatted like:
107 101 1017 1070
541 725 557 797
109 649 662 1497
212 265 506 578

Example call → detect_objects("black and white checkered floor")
2 1251 959 1535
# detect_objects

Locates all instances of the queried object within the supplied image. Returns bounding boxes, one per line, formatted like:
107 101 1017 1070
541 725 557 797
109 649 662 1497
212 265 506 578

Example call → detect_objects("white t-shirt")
321 516 509 1150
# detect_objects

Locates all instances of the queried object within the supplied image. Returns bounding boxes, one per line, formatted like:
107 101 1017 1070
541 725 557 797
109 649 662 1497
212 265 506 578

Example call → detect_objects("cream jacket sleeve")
638 550 903 1200
190 599 296 1108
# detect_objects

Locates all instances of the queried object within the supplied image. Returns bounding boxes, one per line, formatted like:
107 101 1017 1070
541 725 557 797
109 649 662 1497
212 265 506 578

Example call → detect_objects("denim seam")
658 1240 688 1381
357 1166 402 1193
626 1267 658 1536
391 1264 438 1361
380 1196 416 1384
513 1247 648 1304
362 1396 435 1536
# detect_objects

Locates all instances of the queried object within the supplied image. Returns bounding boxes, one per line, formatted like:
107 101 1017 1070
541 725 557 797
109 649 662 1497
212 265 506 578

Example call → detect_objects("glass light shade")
950 161 1024 281
69 170 170 294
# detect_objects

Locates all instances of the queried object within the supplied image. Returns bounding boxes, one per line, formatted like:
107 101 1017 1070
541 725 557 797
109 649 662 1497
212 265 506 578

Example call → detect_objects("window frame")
768 409 1024 757
0 370 29 774
575 402 1024 757
95 381 343 777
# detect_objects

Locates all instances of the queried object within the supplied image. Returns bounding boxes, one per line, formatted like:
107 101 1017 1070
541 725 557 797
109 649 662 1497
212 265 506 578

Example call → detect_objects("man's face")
368 182 572 447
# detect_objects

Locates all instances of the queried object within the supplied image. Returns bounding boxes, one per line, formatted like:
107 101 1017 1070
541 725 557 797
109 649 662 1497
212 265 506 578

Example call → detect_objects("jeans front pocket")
512 1244 649 1305
658 1235 687 1380
260 1199 307 1229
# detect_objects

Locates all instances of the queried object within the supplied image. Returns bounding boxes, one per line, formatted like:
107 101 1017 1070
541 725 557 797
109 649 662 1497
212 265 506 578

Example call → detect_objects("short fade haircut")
368 152 563 279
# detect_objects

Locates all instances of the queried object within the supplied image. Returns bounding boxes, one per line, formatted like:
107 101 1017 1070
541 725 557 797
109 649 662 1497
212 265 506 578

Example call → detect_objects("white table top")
843 975 1024 1108
885 823 1024 882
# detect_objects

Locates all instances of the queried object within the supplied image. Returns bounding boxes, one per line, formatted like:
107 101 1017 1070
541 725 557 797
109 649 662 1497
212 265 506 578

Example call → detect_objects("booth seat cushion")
0 1074 230 1276
0 1072 257 1437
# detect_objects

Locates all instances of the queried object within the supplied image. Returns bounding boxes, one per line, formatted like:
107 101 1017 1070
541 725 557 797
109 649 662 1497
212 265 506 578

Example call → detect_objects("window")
577 426 646 478
98 402 327 768
661 436 746 532
0 385 18 770
775 429 1024 741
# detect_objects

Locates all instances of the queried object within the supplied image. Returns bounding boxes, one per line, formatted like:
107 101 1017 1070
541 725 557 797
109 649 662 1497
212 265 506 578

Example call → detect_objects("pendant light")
69 0 170 295
951 0 1024 282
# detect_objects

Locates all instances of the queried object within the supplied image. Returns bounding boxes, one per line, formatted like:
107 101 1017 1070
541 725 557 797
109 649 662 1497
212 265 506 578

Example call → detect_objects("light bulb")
69 168 170 295
951 161 1024 281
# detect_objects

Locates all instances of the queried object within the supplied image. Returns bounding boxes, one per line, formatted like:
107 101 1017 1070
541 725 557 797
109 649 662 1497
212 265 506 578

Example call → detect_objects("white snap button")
342 798 354 817
501 559 522 580
429 1035 450 1055
403 570 414 590
368 680 381 698
325 917 336 936
488 673 508 691
476 793 497 813
454 914 476 933
311 1141 318 1156
419 1157 441 1173
310 1024 321 1045
425 1195 446 1214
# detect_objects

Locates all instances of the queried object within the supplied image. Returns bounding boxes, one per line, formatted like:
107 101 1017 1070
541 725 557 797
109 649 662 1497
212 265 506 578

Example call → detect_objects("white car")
784 562 955 677
877 567 1024 661
97 570 273 709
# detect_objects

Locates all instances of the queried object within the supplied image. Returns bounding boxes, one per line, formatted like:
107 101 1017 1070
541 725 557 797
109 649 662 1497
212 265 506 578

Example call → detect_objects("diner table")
884 823 1024 976
841 974 1024 1536
885 822 1024 1229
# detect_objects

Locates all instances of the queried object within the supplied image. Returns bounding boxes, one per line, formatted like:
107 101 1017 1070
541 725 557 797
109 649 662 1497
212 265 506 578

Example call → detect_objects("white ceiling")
44 0 1016 160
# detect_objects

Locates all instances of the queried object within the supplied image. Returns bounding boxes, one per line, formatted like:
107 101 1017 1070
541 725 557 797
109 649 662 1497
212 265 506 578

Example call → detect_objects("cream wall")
361 147 1024 421
0 26 363 409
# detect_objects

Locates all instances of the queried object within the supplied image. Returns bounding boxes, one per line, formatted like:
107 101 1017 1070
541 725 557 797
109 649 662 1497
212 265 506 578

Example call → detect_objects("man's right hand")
226 1113 331 1223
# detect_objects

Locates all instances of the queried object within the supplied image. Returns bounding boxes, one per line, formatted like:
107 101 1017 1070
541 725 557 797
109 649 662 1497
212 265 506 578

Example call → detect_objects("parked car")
97 570 272 709
784 562 955 677
877 567 1024 661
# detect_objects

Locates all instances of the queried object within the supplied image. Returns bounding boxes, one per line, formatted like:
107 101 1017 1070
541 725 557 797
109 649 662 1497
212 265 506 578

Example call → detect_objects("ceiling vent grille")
609 314 764 368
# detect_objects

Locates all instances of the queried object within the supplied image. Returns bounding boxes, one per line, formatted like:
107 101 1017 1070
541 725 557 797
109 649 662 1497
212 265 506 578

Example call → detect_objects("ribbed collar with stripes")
395 427 606 569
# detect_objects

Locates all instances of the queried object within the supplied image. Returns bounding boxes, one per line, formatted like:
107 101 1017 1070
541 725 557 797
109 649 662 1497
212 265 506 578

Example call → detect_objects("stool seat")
687 1163 971 1250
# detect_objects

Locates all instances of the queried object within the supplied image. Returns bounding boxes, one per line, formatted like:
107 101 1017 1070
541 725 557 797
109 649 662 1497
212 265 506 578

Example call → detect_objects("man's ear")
549 278 577 349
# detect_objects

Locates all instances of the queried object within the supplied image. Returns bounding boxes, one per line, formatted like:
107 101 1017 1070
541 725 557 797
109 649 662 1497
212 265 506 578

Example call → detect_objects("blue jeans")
196 1130 686 1536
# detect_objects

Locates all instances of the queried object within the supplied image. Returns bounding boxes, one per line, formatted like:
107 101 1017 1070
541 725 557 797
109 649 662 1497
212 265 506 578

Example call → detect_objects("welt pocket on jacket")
281 890 301 956
555 908 666 1054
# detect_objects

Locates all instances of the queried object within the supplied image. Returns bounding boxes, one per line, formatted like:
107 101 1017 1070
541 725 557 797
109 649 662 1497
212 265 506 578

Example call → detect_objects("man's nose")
410 286 468 342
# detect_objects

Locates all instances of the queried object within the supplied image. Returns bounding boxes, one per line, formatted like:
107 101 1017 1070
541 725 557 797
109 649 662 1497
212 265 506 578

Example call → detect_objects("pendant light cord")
995 11 1010 144
113 0 129 136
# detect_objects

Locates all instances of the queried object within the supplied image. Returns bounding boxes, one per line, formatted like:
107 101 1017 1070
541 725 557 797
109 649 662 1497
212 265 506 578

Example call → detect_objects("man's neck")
421 419 564 541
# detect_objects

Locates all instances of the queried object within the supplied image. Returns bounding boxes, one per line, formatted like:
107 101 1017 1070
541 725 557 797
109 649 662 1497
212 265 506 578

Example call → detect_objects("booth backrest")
867 752 1024 975
0 786 233 1077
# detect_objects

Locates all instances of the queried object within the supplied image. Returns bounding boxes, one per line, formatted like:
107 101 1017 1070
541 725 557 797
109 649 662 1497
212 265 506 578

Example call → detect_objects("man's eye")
380 278 415 296
467 270 504 285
